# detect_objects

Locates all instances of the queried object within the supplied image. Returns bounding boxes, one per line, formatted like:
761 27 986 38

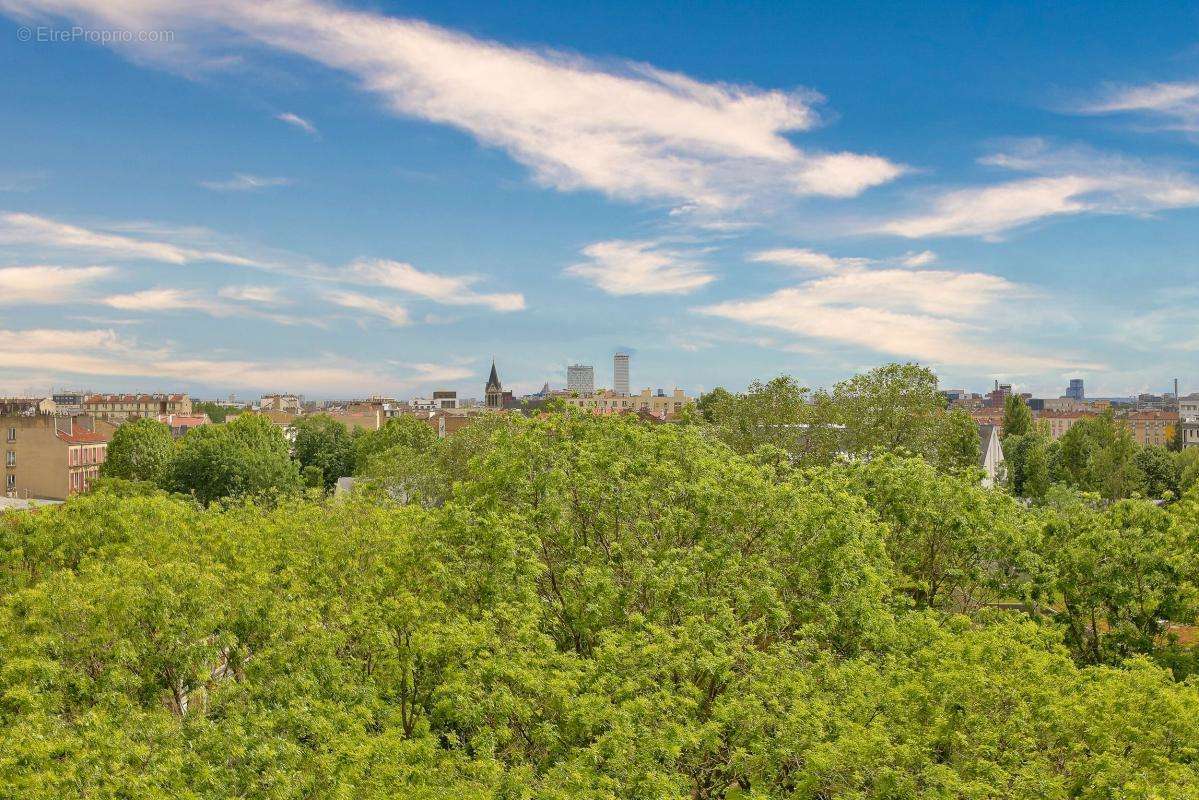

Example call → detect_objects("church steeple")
485 360 504 408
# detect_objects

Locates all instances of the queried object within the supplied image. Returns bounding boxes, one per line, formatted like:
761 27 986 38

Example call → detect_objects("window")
6 428 13 442
4 451 12 467
5 475 13 490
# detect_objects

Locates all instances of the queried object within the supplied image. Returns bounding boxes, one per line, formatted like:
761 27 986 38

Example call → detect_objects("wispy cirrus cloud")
0 211 268 266
0 325 467 393
217 284 285 304
1072 81 1199 131
749 247 871 273
200 173 293 192
345 258 525 312
0 264 115 304
698 249 1098 372
874 140 1199 239
322 289 411 327
102 286 307 326
1 0 905 213
275 111 319 137
566 239 715 295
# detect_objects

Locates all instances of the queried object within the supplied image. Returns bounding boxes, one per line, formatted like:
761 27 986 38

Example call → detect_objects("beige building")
564 388 693 418
1122 410 1177 448
1039 411 1096 440
84 393 191 423
260 394 303 414
3 415 110 501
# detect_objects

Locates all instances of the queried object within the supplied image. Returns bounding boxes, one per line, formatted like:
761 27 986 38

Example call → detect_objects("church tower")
485 360 504 409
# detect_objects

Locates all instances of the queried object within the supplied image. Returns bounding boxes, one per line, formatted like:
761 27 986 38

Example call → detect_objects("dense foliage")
2 407 1198 798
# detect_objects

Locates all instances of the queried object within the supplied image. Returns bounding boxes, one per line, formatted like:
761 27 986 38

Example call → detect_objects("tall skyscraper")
1065 378 1085 400
567 364 595 395
613 352 630 395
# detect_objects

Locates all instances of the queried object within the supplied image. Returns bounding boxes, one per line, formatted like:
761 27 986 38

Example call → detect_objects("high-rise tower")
613 352 630 395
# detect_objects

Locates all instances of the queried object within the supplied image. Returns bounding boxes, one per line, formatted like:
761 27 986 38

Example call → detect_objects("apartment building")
84 393 191 423
260 394 303 414
1039 410 1096 440
3 415 110 500
1181 394 1199 450
563 388 693 418
1122 410 1177 448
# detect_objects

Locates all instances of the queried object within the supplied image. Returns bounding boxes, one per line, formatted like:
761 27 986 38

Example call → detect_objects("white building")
613 353 630 395
567 364 595 395
1181 393 1199 449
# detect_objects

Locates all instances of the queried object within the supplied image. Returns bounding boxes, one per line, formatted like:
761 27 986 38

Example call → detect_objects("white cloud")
1074 81 1199 131
346 258 525 311
0 325 464 394
2 0 905 211
697 253 1097 372
200 173 292 191
218 284 284 304
0 264 114 304
749 247 870 273
102 286 306 326
323 289 411 326
0 211 267 266
875 141 1199 239
901 249 936 267
565 240 715 295
102 288 225 314
275 111 319 136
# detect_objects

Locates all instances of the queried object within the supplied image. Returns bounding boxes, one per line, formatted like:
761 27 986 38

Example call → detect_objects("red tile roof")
56 429 108 444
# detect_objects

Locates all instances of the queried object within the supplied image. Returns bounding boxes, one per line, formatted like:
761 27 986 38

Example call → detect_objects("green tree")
353 415 437 474
168 413 301 504
1038 488 1199 666
1056 411 1143 498
192 401 239 424
827 363 949 465
100 417 176 484
1136 444 1179 499
1178 447 1199 495
1001 394 1034 439
290 414 355 490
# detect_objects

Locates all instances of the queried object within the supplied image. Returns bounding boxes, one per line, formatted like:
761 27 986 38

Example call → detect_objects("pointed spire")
487 360 501 391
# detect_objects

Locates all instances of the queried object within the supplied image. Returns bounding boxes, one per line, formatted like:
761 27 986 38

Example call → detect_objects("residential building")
985 381 1012 408
1121 410 1177 448
51 391 86 415
260 394 302 414
613 353 630 395
3 415 109 500
1065 378 1085 401
567 364 595 395
85 393 191 423
1039 410 1096 440
969 408 1005 436
563 387 693 418
157 413 211 438
0 397 54 416
977 424 1004 488
1180 394 1199 449
431 390 458 410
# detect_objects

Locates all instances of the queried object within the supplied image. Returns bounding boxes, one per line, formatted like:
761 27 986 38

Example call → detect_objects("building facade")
1122 410 1177 448
84 393 191 423
613 353 630 395
3 415 109 500
563 388 692 418
260 394 302 414
567 364 595 395
1065 378 1085 401
1039 411 1095 440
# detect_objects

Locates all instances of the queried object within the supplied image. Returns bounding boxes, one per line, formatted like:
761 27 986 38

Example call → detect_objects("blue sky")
1 0 1198 399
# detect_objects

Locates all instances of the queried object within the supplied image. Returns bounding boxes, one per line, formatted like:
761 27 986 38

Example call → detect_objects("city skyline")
2 1 1199 398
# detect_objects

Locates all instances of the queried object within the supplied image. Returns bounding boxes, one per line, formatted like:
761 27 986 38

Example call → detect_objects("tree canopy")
100 417 176 484
2 407 1198 797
